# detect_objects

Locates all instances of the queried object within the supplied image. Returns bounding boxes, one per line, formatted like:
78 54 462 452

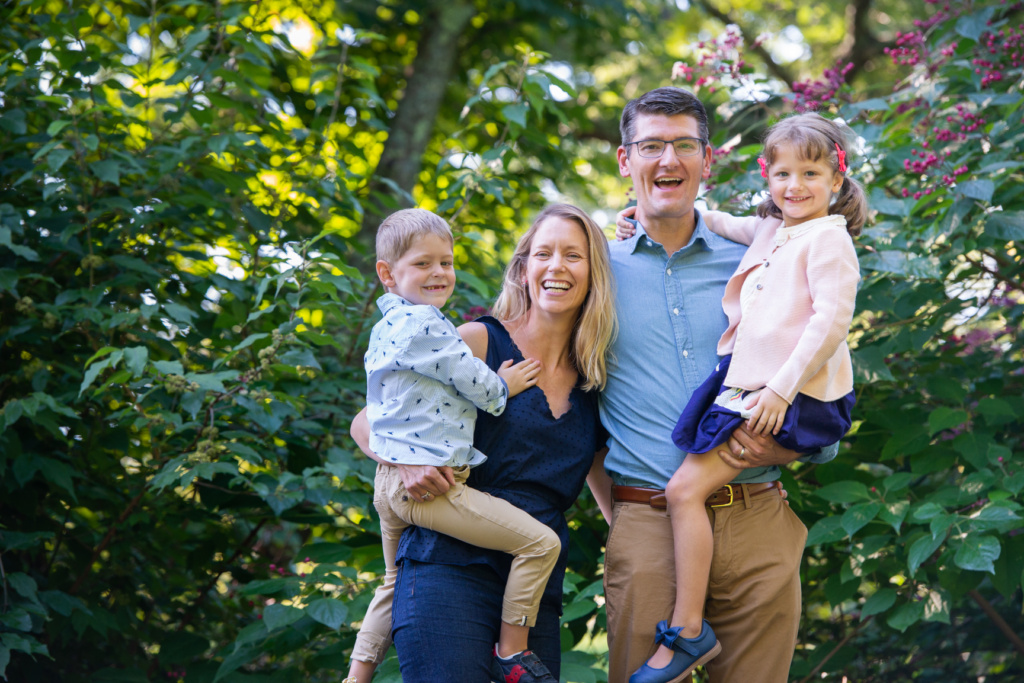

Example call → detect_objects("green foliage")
3 0 1023 681
0 0 612 680
685 3 1024 679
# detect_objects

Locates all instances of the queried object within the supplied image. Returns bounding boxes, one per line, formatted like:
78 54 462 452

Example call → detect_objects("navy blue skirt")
672 355 855 455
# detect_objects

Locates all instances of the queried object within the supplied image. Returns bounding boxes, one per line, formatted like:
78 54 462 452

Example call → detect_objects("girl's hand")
615 205 638 240
745 387 789 436
498 358 541 397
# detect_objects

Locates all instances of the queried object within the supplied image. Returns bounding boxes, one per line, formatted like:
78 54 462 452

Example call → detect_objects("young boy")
344 208 560 683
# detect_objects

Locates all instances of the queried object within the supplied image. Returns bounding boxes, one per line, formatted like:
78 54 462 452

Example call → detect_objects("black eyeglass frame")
624 137 709 158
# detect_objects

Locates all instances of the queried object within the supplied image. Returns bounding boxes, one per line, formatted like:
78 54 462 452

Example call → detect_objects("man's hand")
716 424 802 470
497 358 542 397
397 464 456 502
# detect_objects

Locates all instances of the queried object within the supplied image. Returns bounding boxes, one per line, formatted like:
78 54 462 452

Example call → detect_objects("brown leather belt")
612 482 779 509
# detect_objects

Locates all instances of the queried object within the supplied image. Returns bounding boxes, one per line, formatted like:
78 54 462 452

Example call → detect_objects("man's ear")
617 146 631 178
702 143 713 180
376 260 395 289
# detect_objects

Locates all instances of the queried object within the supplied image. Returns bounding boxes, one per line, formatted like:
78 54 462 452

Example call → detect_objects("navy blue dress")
391 316 604 681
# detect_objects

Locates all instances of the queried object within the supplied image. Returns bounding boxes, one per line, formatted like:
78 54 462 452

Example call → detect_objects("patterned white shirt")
365 293 507 467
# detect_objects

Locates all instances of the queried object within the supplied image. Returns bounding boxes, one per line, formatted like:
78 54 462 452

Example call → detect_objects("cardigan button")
756 284 763 290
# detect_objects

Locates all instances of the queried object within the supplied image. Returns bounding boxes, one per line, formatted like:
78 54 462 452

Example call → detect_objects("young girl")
616 112 866 683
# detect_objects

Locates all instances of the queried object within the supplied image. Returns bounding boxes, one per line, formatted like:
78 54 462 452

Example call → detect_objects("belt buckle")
709 484 734 508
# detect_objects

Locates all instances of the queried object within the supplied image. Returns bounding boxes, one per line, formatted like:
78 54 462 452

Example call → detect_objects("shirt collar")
626 208 732 254
377 292 412 316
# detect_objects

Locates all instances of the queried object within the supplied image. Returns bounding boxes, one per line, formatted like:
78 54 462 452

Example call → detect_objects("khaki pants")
604 484 807 683
352 463 561 665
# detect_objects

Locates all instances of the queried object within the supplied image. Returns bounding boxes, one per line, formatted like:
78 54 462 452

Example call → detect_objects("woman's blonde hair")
756 112 868 236
491 204 617 392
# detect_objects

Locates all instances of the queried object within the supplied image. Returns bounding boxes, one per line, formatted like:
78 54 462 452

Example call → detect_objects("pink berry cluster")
789 62 855 112
973 23 1024 86
670 26 750 96
884 31 926 66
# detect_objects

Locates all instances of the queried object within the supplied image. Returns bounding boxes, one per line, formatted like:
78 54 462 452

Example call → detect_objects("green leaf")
955 7 996 40
7 573 39 604
908 531 946 576
887 600 924 632
860 587 897 618
852 346 895 383
806 516 846 546
0 227 39 261
185 371 239 393
953 534 1000 574
957 180 994 202
262 603 304 631
163 302 198 324
47 148 74 172
986 211 1024 240
502 103 529 128
883 473 914 493
922 588 951 624
842 502 881 537
927 407 968 436
152 360 185 375
814 480 871 504
306 598 348 630
90 160 121 185
560 598 597 623
122 346 149 377
878 500 910 533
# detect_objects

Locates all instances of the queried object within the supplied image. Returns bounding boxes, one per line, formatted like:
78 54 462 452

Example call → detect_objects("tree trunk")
360 0 477 234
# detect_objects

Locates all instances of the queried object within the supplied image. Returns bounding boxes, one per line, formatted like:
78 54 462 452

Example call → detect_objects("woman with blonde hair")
351 203 617 682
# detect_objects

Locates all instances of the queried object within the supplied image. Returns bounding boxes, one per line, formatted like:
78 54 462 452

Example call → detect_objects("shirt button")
647 240 654 247
683 350 689 358
666 268 672 276
673 308 679 315
764 261 770 267
756 284 763 290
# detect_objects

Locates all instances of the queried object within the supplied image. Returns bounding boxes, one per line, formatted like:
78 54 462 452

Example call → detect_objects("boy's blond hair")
375 208 454 264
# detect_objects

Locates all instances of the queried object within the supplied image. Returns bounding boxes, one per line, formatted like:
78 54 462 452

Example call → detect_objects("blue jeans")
392 559 562 682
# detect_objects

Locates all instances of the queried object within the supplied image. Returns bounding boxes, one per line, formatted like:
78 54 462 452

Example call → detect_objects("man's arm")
350 407 454 501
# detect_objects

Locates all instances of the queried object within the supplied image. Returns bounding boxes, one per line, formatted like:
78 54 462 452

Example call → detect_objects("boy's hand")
615 205 638 240
498 358 541 397
745 387 789 436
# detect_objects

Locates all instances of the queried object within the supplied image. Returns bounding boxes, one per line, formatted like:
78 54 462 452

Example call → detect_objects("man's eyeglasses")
625 137 707 158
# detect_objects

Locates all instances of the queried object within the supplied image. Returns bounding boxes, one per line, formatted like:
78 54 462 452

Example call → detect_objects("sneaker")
490 647 557 683
628 620 721 683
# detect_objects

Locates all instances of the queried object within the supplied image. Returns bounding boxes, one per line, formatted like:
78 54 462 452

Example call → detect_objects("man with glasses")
596 87 837 682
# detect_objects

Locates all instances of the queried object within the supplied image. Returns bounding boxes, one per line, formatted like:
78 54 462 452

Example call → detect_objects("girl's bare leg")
645 449 738 669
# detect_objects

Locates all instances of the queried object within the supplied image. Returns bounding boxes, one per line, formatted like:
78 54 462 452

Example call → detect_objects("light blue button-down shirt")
365 293 507 467
600 212 837 488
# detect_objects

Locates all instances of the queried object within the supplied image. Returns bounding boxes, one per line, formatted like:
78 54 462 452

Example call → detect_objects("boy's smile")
378 233 456 309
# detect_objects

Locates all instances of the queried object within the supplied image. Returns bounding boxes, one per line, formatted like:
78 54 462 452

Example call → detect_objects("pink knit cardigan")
702 210 860 404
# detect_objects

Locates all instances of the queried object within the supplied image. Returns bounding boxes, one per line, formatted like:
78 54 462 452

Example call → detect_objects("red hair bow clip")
758 157 768 179
835 143 847 173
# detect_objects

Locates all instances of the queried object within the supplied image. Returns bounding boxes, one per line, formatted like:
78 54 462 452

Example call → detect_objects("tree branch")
968 589 1024 655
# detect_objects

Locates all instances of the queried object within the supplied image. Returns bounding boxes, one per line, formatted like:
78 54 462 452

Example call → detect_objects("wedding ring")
422 493 432 500
738 447 746 460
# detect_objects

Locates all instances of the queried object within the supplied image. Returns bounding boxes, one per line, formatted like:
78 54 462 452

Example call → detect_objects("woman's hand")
398 464 456 502
498 358 542 397
615 205 638 240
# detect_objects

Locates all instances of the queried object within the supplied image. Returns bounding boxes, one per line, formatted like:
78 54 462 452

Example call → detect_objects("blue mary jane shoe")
628 619 722 683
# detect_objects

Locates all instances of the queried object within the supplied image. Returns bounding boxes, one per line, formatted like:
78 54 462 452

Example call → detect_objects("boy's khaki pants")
352 463 561 665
